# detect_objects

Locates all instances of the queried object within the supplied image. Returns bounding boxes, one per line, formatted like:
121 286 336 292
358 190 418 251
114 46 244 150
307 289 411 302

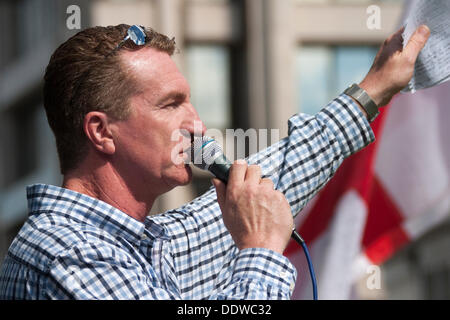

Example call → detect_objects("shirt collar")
26 184 169 243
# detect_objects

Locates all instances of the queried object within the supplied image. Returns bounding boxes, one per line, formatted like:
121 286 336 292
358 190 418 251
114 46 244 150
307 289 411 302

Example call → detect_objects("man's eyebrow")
156 91 188 105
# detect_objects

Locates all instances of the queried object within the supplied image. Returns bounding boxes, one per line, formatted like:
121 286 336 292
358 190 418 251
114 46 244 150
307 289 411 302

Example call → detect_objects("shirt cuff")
315 93 375 158
232 248 297 295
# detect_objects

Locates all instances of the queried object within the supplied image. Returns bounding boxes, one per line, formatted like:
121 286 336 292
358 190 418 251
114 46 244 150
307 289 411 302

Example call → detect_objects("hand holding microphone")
191 137 293 254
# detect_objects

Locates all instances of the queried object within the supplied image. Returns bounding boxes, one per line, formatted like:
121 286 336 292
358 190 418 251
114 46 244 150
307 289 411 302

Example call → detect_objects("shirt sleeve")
248 93 375 216
209 248 296 300
46 242 180 300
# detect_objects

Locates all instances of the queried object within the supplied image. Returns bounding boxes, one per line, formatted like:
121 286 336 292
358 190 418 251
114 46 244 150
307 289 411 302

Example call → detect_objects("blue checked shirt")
0 94 374 300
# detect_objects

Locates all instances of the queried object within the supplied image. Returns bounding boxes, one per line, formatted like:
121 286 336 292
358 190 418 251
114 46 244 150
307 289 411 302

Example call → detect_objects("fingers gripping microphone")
191 136 232 183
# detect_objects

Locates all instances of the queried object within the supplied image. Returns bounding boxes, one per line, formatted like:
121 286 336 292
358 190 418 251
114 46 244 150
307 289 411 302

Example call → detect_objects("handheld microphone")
190 136 232 183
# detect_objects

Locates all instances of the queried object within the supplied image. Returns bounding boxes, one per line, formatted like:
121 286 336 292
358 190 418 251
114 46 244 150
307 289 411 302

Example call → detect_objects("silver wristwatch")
343 83 379 122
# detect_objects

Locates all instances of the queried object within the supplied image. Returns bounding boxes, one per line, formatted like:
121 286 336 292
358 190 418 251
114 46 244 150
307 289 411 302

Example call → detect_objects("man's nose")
183 104 206 136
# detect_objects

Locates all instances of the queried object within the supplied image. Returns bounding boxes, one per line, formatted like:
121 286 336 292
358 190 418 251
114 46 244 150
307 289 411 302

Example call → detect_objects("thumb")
212 178 226 210
404 25 430 63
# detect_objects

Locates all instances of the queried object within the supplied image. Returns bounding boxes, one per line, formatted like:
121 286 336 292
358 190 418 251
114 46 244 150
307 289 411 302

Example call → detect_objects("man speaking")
0 23 429 299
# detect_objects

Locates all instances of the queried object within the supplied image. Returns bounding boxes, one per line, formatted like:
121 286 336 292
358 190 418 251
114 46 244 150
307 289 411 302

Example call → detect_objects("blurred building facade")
0 0 91 258
0 0 449 299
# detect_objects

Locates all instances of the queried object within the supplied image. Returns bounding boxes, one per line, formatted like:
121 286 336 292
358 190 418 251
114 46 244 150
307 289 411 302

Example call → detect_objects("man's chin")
163 164 194 191
174 164 193 186
181 164 193 185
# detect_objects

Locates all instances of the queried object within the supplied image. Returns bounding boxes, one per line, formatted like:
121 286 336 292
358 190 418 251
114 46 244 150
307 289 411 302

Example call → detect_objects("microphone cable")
291 229 318 300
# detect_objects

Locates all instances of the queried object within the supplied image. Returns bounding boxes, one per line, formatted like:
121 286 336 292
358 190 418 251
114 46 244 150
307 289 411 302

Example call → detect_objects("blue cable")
300 239 318 300
291 229 318 300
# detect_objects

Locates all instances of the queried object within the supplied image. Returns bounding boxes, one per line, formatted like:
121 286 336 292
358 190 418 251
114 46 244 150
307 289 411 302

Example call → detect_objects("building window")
185 45 231 196
295 45 378 115
185 45 231 130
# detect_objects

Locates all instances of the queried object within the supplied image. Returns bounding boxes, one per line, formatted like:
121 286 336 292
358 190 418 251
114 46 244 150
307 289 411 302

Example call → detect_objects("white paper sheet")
401 0 450 93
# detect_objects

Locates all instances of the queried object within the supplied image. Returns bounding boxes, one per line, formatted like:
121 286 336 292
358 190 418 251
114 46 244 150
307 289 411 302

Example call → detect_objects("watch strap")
343 83 379 122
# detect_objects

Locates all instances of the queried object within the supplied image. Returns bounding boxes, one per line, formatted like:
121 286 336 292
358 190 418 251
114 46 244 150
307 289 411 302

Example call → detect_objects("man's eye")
164 103 180 109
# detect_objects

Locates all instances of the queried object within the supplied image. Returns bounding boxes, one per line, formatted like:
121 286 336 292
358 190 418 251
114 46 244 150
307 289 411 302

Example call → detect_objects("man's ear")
83 111 115 155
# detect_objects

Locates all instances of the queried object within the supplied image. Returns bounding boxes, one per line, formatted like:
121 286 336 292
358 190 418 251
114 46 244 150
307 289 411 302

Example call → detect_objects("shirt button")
290 282 295 292
141 234 148 241
279 271 288 279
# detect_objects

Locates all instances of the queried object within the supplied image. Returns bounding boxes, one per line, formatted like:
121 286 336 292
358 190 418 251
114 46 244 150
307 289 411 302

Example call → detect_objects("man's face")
111 47 206 198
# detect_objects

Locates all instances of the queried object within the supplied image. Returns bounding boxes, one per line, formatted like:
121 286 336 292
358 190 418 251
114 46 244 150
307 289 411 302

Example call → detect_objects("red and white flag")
286 80 450 299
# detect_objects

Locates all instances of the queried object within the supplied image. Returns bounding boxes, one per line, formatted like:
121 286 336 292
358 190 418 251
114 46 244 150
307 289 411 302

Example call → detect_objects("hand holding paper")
359 25 430 108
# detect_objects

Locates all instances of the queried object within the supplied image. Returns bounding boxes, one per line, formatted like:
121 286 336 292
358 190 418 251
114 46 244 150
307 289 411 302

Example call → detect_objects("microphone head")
191 136 223 170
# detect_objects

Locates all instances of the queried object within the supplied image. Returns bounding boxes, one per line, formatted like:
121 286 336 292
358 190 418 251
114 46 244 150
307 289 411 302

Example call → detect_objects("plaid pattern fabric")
0 94 374 299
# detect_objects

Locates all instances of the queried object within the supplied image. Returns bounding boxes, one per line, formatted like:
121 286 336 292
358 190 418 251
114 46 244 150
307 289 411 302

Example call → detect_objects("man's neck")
62 163 156 223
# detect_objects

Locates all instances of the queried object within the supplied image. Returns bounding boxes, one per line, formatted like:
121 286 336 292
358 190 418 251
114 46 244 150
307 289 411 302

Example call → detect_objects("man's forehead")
120 47 176 77
120 47 190 99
